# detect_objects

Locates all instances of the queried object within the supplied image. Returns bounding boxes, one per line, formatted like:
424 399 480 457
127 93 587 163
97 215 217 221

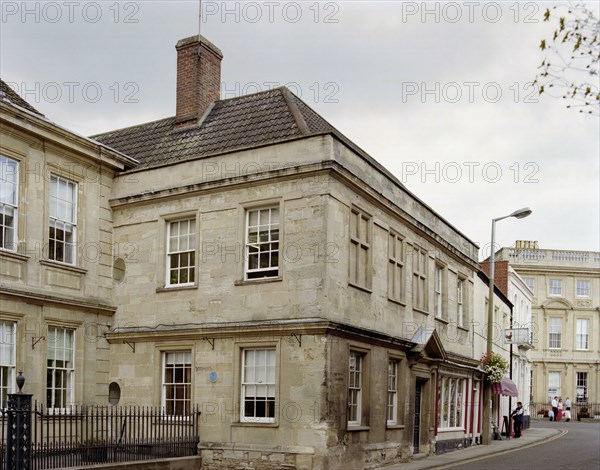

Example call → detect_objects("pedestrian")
551 396 558 421
565 397 572 422
557 398 563 421
511 402 524 438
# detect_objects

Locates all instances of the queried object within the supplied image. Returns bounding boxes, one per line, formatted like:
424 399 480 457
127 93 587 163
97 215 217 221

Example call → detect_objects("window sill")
231 421 278 428
387 297 406 307
437 427 465 433
156 284 198 293
434 316 449 325
235 277 282 286
348 282 372 294
347 425 370 432
457 325 469 332
413 307 429 315
0 249 29 262
386 424 405 430
40 259 87 274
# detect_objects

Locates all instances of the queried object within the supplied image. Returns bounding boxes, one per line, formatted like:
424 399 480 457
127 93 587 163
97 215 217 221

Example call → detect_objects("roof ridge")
280 87 309 135
91 115 174 138
216 85 287 104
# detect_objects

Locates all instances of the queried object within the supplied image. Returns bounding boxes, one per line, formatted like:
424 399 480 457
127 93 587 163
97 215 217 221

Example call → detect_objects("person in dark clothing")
511 402 524 438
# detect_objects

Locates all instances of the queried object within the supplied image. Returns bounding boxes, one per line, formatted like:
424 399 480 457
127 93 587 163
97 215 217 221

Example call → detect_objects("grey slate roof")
92 87 338 170
0 78 44 116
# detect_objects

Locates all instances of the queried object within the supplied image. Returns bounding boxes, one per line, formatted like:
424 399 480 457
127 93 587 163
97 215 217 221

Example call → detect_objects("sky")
1 1 599 258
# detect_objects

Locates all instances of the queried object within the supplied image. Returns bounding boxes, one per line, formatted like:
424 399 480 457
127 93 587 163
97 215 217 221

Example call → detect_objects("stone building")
0 79 137 408
89 35 488 468
494 241 600 406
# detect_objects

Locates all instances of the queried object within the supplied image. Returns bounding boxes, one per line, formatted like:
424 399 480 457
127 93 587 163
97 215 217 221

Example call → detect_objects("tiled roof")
0 78 44 116
92 87 337 170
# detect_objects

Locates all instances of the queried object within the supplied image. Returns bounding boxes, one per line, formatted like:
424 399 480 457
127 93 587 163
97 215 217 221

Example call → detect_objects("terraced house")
2 35 499 469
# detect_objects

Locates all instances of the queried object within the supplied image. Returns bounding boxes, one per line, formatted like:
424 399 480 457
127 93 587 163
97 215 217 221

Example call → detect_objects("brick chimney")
175 35 223 126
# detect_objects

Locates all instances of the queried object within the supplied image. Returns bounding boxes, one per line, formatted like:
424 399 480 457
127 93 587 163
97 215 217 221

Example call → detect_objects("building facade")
495 241 600 406
0 79 137 409
91 35 489 469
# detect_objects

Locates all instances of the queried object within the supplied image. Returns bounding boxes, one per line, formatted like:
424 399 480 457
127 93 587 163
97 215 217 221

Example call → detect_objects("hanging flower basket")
480 352 508 383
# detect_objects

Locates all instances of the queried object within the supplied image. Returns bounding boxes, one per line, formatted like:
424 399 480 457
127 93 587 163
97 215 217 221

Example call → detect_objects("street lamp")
482 207 531 445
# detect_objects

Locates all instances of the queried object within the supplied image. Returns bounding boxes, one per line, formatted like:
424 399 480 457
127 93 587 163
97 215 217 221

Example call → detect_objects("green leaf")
543 8 550 21
540 39 546 51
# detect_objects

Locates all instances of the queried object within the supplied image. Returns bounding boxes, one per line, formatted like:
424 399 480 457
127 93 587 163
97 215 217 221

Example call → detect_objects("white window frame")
387 359 399 425
49 175 78 265
0 155 18 251
548 279 562 296
523 277 535 293
349 208 371 289
548 371 560 399
434 265 443 318
548 317 562 349
162 351 192 416
240 348 276 423
0 320 16 408
46 327 74 410
387 231 404 302
576 372 588 403
412 246 428 312
576 280 590 298
348 351 363 426
438 376 465 430
575 318 589 350
244 207 280 280
457 279 464 327
166 219 196 287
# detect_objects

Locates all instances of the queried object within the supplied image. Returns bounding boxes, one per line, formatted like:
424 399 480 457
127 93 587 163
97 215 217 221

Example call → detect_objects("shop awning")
492 378 518 397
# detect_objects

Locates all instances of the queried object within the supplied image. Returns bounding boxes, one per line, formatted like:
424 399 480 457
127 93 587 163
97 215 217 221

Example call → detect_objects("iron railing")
528 401 600 419
1 403 200 469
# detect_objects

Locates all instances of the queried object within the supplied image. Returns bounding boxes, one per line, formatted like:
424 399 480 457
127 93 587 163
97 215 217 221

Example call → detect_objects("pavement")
380 424 564 470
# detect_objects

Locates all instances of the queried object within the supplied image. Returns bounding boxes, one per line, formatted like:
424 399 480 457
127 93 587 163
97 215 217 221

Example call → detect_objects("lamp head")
510 207 532 219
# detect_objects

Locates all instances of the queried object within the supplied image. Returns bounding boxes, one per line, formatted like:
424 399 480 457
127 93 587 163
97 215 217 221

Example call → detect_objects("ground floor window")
576 372 588 403
438 376 465 429
0 321 16 408
387 359 399 425
46 327 74 409
348 351 364 425
241 348 276 422
548 371 560 399
162 351 192 416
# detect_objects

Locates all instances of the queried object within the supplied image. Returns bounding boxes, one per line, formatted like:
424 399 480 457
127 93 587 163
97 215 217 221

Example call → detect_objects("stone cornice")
105 318 416 350
0 285 116 315
0 102 138 170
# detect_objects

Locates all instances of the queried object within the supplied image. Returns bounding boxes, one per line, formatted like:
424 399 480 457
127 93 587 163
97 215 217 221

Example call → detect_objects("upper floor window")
167 219 196 286
457 279 465 327
523 277 535 294
548 317 562 349
576 280 590 297
49 175 77 264
245 207 279 280
412 246 428 312
575 319 589 350
349 208 371 289
0 321 16 408
548 279 562 296
241 348 276 423
46 327 74 409
162 351 192 416
0 156 19 251
387 232 404 302
434 265 444 319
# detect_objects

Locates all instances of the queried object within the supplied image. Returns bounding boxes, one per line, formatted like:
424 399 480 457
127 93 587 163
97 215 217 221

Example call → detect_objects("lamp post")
482 207 531 445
